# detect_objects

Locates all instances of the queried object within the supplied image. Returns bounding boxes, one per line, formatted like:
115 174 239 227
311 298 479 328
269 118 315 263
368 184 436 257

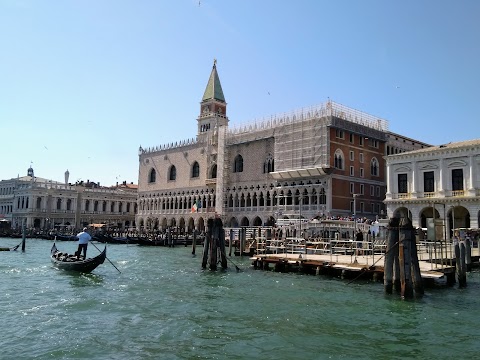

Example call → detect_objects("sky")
1 0 479 186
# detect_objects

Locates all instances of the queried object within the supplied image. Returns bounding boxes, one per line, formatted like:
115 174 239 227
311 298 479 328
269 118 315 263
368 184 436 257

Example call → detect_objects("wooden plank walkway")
250 251 463 281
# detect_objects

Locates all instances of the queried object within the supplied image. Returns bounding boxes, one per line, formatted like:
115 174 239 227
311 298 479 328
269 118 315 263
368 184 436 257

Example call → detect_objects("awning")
270 166 333 180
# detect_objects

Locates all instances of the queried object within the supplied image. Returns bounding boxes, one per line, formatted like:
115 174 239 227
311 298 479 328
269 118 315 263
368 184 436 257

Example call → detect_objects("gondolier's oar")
90 241 121 273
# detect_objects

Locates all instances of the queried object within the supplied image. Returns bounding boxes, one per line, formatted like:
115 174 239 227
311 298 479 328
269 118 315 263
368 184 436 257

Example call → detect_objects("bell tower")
197 59 228 141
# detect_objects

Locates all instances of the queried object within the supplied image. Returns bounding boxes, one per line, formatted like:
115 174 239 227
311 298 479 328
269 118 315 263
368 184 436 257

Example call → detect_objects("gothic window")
234 155 243 173
169 165 177 181
334 149 344 170
192 161 200 178
149 168 156 183
211 164 217 179
370 158 379 176
263 154 274 173
57 198 62 210
319 188 326 205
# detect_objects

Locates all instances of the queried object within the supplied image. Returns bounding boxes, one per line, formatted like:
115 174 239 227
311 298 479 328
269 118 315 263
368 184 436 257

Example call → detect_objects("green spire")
202 59 225 102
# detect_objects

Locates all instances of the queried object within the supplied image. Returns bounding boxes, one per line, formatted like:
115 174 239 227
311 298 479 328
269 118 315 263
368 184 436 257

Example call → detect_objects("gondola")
50 243 106 273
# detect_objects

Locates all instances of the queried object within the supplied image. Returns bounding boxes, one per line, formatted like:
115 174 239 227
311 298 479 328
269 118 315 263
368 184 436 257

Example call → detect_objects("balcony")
205 178 217 186
397 193 410 199
423 192 436 198
451 190 464 197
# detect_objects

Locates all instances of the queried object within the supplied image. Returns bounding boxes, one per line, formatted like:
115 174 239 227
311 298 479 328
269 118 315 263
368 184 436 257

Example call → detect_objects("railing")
423 192 436 198
252 236 475 271
451 190 465 197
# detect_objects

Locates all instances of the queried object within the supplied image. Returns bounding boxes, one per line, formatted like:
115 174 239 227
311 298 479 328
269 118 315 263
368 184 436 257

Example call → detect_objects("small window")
169 165 177 181
359 153 364 163
234 155 244 173
350 166 354 176
398 174 408 193
359 137 364 146
452 169 463 191
334 149 344 170
370 185 374 196
360 184 364 195
211 164 217 179
192 161 200 178
349 151 354 161
376 186 380 197
335 129 344 139
360 168 364 178
149 168 156 183
370 158 379 176
350 182 355 194
349 133 354 143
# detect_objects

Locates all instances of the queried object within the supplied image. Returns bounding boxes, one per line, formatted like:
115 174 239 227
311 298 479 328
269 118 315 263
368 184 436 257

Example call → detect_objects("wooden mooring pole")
454 235 467 287
21 220 26 252
384 217 423 298
201 215 227 271
384 218 399 294
192 230 196 256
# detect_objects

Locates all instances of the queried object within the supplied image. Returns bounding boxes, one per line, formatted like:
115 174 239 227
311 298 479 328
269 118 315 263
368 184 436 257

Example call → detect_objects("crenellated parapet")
228 100 389 137
139 137 205 155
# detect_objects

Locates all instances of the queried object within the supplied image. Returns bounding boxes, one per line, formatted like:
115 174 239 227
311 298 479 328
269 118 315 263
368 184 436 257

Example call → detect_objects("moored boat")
50 243 106 273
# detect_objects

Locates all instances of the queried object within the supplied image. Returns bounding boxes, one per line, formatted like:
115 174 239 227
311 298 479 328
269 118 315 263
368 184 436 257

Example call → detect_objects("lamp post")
353 194 359 261
353 194 359 233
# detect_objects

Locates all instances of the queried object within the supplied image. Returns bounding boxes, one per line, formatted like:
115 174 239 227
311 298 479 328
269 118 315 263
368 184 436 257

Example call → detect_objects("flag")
191 201 198 213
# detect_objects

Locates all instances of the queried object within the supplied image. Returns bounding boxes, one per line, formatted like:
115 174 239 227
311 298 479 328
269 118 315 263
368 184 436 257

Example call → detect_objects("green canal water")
1 237 479 360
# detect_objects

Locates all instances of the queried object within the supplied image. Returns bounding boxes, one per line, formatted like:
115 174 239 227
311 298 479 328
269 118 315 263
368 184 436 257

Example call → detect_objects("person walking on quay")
75 227 92 259
355 229 364 255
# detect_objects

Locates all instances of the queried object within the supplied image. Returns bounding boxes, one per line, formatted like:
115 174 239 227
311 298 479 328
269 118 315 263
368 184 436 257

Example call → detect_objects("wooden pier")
250 252 459 286
249 235 479 288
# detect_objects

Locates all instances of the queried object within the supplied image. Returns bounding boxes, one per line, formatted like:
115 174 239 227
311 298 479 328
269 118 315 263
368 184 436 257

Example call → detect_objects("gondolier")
75 227 92 259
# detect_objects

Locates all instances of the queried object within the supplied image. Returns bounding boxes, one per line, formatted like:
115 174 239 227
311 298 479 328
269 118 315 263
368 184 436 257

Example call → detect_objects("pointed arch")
169 165 177 181
149 168 156 183
234 155 243 173
334 149 344 170
191 161 200 178
210 164 217 178
371 157 379 176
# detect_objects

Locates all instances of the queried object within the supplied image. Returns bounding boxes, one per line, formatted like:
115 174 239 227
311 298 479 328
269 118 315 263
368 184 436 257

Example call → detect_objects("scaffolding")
227 100 389 172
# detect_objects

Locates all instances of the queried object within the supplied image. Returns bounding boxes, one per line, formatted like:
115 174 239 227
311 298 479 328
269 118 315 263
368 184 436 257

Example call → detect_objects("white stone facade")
0 171 137 231
385 139 480 235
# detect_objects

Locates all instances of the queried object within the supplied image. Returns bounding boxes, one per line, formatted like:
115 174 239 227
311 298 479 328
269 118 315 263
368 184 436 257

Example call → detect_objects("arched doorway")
252 216 262 226
419 207 440 229
240 217 249 227
448 206 470 238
